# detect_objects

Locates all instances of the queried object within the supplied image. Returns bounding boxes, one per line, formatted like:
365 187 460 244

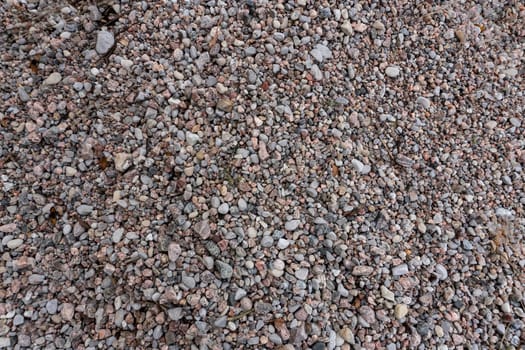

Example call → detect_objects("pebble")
194 220 211 239
416 96 431 109
61 303 75 321
435 264 448 280
76 205 93 216
13 314 24 326
395 304 409 319
215 260 233 279
112 228 124 243
43 72 62 85
352 265 374 276
114 153 131 172
392 264 409 276
381 286 396 302
46 299 58 314
218 203 230 214
185 131 200 146
310 44 332 63
1 2 522 349
341 21 353 36
181 273 196 289
18 86 30 101
96 30 115 54
295 268 309 281
351 159 371 175
0 338 11 348
0 223 16 233
277 238 290 249
285 220 300 231
168 243 182 262
385 66 400 78
6 238 23 249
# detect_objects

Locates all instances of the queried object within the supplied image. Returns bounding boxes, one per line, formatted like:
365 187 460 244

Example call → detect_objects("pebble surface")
0 1 524 349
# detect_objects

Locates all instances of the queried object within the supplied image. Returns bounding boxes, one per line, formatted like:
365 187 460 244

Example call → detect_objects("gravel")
1 1 524 349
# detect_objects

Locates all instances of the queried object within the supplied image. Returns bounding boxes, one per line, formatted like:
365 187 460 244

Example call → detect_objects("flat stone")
311 65 323 81
339 327 355 344
213 315 227 328
18 86 30 101
43 72 62 85
96 30 115 54
381 286 396 302
277 238 290 249
167 308 184 321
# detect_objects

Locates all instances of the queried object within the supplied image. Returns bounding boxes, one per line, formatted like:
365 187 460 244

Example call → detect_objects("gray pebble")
260 236 274 247
435 264 448 280
214 315 227 328
181 273 196 288
218 203 230 214
13 314 24 326
112 228 124 243
77 205 93 216
96 30 115 55
385 66 400 78
310 44 332 63
392 264 409 276
215 260 233 279
295 268 309 281
46 299 58 314
185 131 200 146
416 96 431 109
285 220 300 231
167 308 184 321
18 86 30 101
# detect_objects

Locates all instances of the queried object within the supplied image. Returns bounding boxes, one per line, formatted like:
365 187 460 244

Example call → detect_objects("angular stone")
114 153 131 172
217 98 234 112
194 220 211 239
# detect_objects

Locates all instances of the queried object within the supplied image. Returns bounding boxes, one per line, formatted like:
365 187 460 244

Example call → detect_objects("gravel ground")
1 0 524 349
